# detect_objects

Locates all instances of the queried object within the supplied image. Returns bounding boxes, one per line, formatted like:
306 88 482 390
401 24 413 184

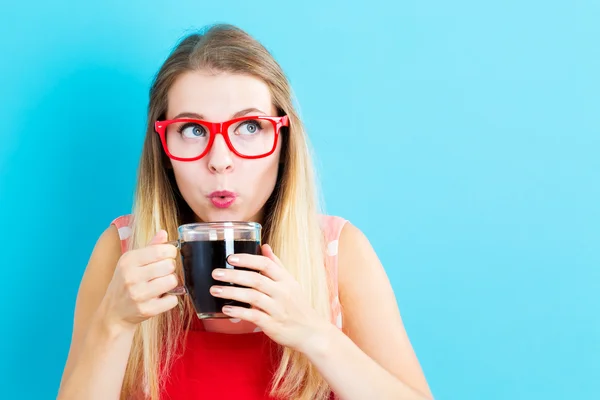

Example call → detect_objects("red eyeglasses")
154 115 289 161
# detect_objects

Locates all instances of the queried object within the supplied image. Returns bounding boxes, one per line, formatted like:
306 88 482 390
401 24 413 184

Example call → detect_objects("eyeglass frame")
154 115 289 162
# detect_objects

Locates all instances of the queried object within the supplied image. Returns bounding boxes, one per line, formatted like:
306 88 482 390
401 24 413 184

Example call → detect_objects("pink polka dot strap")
110 214 133 254
320 214 348 329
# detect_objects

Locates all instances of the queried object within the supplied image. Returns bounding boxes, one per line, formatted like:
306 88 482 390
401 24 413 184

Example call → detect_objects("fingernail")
228 255 239 263
223 306 233 313
211 287 223 294
213 270 225 277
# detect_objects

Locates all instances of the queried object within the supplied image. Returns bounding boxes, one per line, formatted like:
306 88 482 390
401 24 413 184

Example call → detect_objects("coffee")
180 239 261 319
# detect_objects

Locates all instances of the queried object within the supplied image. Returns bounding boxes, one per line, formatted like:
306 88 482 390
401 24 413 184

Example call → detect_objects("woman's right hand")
97 230 180 331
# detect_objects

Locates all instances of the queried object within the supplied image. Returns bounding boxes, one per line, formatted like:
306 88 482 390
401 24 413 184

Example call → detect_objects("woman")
57 24 434 400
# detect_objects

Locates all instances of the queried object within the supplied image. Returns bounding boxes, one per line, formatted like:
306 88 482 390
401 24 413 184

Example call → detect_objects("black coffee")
180 239 261 318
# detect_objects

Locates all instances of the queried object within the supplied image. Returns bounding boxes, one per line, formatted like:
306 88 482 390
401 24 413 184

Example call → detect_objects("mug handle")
165 240 187 296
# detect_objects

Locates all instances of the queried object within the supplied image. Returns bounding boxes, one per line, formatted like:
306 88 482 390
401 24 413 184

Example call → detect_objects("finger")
262 244 284 267
127 230 177 266
222 305 269 326
140 259 176 281
210 286 277 316
134 273 179 301
226 254 286 282
148 230 168 245
211 268 277 296
144 294 179 316
129 243 178 267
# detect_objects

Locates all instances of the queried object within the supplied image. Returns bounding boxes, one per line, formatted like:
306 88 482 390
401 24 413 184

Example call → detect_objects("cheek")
171 162 207 192
242 158 279 184
239 156 281 200
240 137 282 189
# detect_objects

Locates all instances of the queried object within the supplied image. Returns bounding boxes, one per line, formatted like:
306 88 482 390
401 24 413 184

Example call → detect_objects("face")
165 70 282 224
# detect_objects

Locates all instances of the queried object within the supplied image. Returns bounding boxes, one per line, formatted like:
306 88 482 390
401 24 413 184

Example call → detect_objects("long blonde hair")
121 24 332 399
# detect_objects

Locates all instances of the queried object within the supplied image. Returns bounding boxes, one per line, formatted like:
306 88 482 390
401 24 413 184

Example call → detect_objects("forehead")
166 70 275 120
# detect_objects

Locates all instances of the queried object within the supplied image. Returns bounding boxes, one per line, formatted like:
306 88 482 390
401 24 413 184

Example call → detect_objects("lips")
208 191 237 209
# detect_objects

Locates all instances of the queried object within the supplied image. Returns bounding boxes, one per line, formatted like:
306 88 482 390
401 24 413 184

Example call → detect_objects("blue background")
1 1 598 399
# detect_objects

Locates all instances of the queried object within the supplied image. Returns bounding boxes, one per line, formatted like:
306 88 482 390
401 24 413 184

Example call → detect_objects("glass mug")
167 222 262 319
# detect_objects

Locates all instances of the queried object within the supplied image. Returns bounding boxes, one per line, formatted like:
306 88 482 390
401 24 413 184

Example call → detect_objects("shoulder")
336 221 384 295
84 214 131 275
90 219 126 269
75 217 127 313
334 218 370 256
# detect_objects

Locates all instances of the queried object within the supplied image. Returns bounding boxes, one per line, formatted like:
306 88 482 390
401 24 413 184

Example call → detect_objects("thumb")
148 229 168 245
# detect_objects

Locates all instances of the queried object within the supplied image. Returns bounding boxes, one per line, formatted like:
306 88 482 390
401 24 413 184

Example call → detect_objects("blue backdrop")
1 1 598 399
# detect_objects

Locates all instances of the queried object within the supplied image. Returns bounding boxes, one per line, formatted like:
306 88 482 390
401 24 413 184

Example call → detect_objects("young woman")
57 24 434 400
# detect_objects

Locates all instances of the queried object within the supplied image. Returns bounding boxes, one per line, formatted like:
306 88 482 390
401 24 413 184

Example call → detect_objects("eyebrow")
172 107 268 120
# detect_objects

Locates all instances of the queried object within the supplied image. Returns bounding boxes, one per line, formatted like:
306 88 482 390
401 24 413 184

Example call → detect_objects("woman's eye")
236 120 262 135
180 123 207 138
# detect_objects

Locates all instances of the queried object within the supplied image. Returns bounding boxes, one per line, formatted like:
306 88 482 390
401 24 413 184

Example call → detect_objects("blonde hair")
121 24 332 399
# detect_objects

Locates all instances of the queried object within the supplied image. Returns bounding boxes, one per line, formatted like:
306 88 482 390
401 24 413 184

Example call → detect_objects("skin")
57 70 433 400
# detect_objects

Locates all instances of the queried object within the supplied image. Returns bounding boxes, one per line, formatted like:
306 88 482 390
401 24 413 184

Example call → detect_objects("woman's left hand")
210 244 332 352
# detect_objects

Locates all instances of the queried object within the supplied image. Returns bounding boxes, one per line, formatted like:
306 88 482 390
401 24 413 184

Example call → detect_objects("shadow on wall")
1 61 151 398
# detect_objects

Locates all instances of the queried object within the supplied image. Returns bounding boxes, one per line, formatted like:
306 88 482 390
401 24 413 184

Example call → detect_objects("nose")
207 134 234 174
